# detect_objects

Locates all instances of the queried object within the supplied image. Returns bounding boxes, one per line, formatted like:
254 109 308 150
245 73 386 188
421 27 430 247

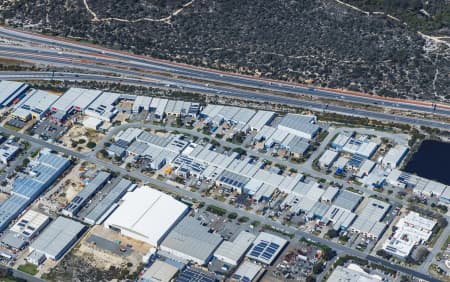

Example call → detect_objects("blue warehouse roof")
0 152 70 232
12 153 70 200
0 195 30 232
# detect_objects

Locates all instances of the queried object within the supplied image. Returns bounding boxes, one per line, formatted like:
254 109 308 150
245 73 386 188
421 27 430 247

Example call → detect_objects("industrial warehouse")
0 151 70 231
0 81 29 107
28 217 85 264
12 89 59 121
104 186 189 246
160 217 223 265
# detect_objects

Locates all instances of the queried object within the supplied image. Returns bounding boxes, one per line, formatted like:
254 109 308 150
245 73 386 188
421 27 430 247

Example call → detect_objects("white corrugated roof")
104 186 188 246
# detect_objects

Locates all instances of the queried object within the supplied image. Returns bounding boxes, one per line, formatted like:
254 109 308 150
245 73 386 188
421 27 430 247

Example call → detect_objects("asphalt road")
0 44 448 118
0 70 449 132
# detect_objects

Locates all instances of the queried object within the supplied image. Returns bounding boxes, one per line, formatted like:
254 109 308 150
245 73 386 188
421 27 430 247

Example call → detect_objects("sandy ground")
76 226 151 270
50 162 96 206
61 125 105 153
115 112 130 124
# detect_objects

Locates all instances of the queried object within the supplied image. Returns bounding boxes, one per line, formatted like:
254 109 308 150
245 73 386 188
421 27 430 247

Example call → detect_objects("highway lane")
0 126 440 282
0 28 448 117
1 70 450 132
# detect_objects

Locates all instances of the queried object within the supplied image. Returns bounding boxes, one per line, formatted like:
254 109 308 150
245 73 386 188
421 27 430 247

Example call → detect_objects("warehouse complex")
0 151 70 232
0 81 29 107
382 212 436 258
28 217 85 263
381 145 408 169
84 91 121 122
0 79 447 282
160 217 223 265
12 89 59 121
51 88 102 120
104 186 188 246
83 179 133 225
141 259 179 282
214 231 256 266
1 210 50 250
350 198 390 240
246 232 287 265
387 169 450 204
278 114 320 140
62 171 111 217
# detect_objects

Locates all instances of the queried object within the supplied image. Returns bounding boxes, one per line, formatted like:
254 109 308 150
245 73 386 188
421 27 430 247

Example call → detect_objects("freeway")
0 125 441 282
0 27 449 117
1 70 450 133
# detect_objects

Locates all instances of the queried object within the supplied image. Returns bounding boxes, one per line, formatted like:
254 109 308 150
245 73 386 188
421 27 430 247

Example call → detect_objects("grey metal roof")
287 136 310 154
0 81 28 106
30 217 85 259
246 232 287 265
218 170 250 190
51 88 101 113
63 171 110 217
1 231 27 249
13 89 59 118
84 179 131 225
247 111 275 131
278 114 319 136
161 217 222 264
333 190 362 212
137 131 171 148
85 91 121 120
107 144 126 156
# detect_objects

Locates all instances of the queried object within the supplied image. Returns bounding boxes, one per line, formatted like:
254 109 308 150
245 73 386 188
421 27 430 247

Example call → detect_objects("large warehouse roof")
84 179 132 225
30 216 85 260
0 195 30 232
350 198 390 239
51 88 102 113
0 81 28 107
13 89 59 120
161 217 223 265
214 231 256 266
278 114 319 139
10 210 50 239
104 186 188 246
247 110 275 131
12 152 70 200
327 265 382 282
84 91 121 121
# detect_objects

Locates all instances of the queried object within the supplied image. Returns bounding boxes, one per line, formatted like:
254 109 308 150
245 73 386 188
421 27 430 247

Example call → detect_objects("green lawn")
18 263 38 275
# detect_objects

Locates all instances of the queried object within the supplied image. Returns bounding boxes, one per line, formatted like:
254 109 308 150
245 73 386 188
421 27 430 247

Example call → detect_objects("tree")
228 212 238 220
86 141 96 149
312 261 324 274
376 249 392 260
238 216 249 223
326 229 339 239
322 246 336 261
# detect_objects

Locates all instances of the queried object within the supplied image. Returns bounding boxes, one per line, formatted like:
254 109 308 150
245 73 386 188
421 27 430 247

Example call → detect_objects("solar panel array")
176 267 217 282
249 240 280 262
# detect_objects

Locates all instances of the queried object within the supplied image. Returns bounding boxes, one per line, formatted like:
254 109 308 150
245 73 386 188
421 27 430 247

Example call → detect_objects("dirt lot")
50 162 97 206
61 125 105 152
40 225 147 282
114 112 130 124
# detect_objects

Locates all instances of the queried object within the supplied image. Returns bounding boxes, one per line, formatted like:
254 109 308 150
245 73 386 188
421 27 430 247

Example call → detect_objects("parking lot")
29 119 67 141
6 118 27 129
